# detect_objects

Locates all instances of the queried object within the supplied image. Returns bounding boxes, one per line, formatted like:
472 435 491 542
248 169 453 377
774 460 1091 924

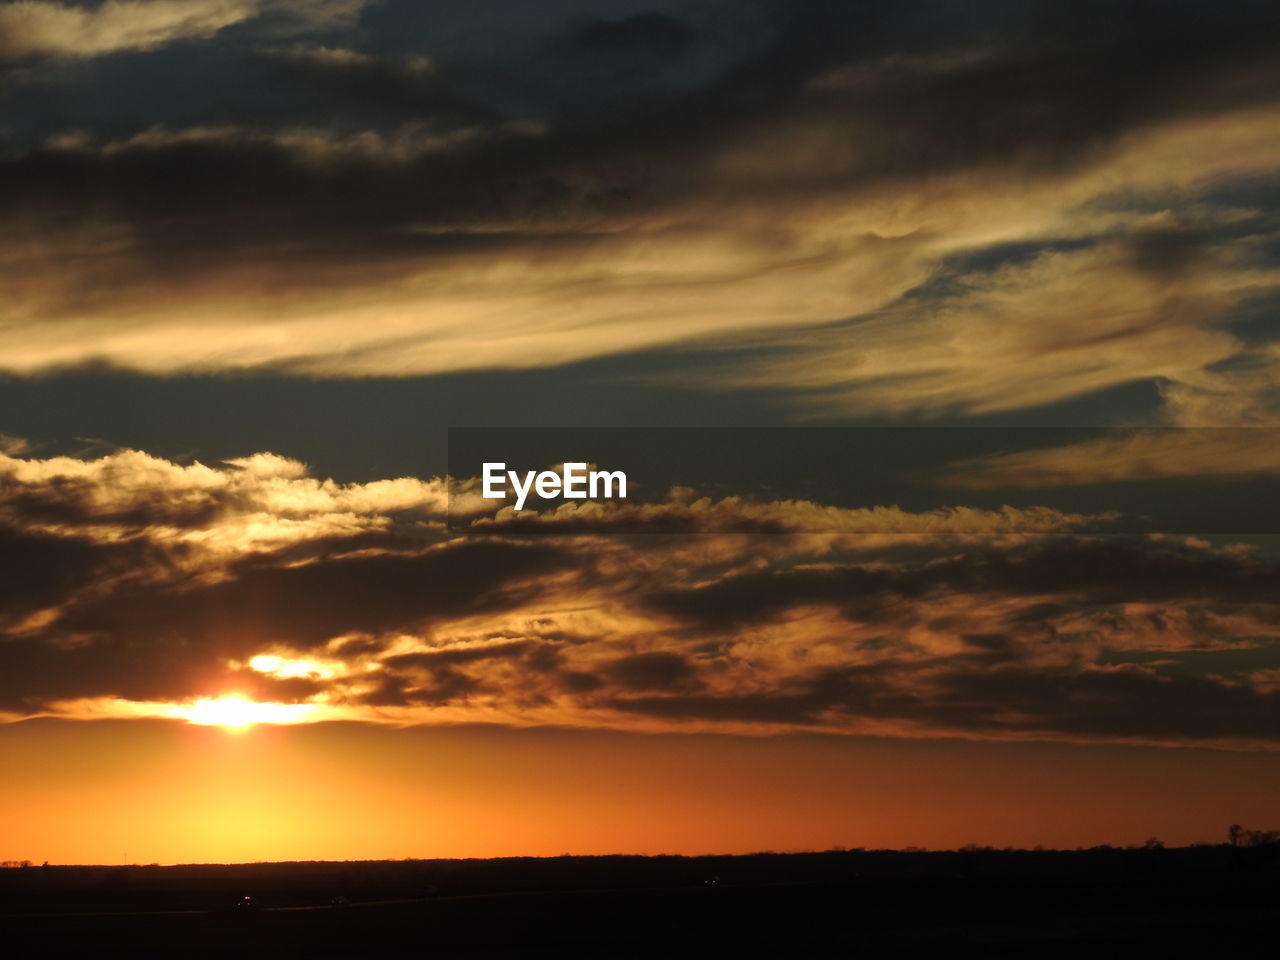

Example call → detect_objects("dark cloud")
606 661 1280 745
403 663 480 705
604 651 701 692
930 665 1280 741
551 12 700 67
359 673 413 707
958 633 1020 665
1123 225 1206 279
559 670 605 695
57 537 574 650
645 539 1280 629
260 46 501 126
0 527 573 712
0 528 131 629
384 639 532 668
4 1 1278 287
606 692 818 725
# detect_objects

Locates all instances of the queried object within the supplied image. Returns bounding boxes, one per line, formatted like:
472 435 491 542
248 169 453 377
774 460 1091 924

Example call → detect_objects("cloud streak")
945 428 1280 488
0 0 258 60
0 0 367 61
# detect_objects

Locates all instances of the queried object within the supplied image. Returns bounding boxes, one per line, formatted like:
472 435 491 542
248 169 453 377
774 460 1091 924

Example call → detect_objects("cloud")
0 0 258 60
0 434 31 455
0 447 447 562
468 494 1112 535
0 0 368 61
48 119 528 165
0 0 1275 432
604 651 701 692
723 211 1278 418
258 43 499 125
642 537 1280 629
945 428 1280 488
4 3 1280 748
2 447 1280 749
550 12 701 71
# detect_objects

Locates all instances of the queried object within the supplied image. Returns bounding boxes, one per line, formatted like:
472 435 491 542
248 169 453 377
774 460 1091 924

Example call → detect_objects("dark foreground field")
5 846 1278 957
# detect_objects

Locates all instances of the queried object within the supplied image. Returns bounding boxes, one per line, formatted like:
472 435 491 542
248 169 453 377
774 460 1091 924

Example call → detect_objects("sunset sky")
3 0 1280 865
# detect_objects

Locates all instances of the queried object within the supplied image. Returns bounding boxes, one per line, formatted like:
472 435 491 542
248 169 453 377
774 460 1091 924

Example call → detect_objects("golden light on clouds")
247 653 339 680
39 695 334 729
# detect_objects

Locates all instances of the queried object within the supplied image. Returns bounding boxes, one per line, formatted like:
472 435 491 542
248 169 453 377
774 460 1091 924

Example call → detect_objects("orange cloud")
1 448 1278 750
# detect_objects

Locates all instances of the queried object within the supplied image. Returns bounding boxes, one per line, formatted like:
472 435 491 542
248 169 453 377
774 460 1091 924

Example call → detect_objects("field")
5 846 1277 956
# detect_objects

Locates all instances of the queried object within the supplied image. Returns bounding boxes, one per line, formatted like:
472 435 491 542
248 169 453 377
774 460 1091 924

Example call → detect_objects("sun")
186 696 261 729
181 695 317 730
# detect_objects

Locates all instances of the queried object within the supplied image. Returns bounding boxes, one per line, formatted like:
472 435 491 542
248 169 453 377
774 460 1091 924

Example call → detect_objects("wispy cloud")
0 0 257 60
945 428 1280 488
0 0 370 60
0 1 1276 432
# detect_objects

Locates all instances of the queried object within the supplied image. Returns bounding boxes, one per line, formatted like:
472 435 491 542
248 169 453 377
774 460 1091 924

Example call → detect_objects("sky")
2 0 1280 864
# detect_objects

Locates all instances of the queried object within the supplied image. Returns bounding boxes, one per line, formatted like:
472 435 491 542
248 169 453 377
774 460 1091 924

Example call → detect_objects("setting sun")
180 696 317 730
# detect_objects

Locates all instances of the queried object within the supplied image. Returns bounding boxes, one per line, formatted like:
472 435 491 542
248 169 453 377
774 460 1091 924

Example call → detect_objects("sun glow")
180 696 318 730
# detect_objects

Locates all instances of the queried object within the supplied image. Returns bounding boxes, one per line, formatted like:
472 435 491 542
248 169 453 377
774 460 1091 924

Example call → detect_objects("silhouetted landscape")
6 833 1279 956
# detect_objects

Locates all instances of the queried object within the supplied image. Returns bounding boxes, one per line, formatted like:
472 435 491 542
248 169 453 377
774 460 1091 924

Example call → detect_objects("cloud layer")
3 5 1280 750
4 446 1279 750
0 1 1278 427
